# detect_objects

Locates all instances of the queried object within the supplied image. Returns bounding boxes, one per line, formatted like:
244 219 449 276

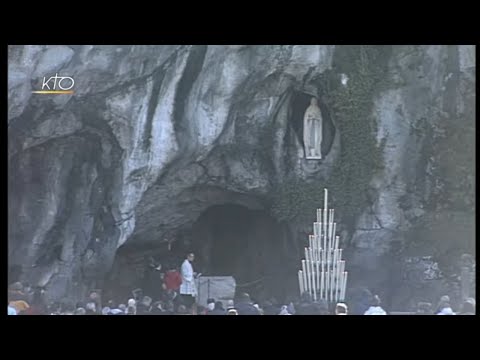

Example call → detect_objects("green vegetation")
271 46 391 229
431 113 475 213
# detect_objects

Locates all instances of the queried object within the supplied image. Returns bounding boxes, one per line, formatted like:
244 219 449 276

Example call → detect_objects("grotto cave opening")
190 203 300 302
105 203 300 304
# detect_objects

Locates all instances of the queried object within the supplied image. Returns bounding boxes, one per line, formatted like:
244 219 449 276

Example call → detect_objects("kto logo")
32 73 75 94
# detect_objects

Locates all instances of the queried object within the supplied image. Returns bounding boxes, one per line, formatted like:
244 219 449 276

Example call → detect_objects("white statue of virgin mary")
303 97 322 159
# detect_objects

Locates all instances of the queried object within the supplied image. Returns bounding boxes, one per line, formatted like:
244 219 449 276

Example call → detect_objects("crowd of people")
7 252 476 315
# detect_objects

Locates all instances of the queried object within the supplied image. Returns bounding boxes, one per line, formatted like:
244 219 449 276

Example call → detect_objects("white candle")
310 256 315 298
306 261 311 296
316 248 320 291
323 234 326 263
329 210 334 246
320 271 324 299
338 269 343 302
326 263 330 303
317 208 321 223
321 250 325 298
335 258 341 302
322 244 327 266
302 260 307 294
311 244 316 289
316 234 321 258
331 249 337 301
327 209 331 240
329 268 335 301
305 250 311 295
298 270 304 295
309 235 313 252
341 272 348 301
310 261 315 297
328 209 335 247
330 249 335 300
323 191 327 246
312 268 317 301
327 237 331 267
328 266 332 302
333 224 337 247
340 261 345 295
330 214 334 249
308 248 315 271
309 248 315 296
324 188 328 214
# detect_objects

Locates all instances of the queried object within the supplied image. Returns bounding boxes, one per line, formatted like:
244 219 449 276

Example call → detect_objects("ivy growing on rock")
271 46 391 230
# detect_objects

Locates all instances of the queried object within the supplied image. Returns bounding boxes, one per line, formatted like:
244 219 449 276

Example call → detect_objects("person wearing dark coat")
234 293 260 315
207 301 226 315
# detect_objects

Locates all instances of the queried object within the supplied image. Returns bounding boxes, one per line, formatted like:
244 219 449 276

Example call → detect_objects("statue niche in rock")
303 97 323 159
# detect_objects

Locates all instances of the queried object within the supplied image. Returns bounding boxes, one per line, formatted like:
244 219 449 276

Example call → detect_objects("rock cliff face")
8 45 475 308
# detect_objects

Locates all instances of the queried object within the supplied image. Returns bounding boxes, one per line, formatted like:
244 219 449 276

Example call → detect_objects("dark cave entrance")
104 203 301 304
192 204 263 278
290 91 336 157
190 203 299 302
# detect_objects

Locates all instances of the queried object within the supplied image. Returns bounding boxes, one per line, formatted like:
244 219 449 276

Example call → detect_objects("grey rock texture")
8 45 474 307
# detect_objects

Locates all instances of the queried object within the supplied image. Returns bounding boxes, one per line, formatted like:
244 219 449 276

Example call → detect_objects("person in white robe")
180 253 198 311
